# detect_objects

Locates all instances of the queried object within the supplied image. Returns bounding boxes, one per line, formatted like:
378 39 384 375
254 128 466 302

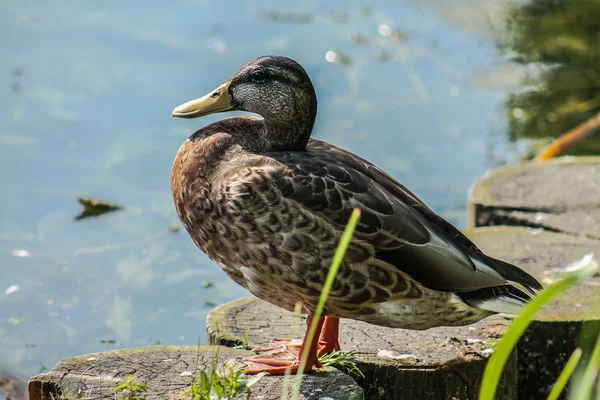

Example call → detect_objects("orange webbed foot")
242 316 342 375
242 340 321 375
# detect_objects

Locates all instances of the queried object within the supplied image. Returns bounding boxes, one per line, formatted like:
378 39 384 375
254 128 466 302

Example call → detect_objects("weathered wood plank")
27 346 363 400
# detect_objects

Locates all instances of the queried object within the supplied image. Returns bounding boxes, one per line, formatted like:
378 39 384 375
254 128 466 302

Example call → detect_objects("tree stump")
27 346 363 400
207 227 600 400
468 157 600 239
208 296 516 400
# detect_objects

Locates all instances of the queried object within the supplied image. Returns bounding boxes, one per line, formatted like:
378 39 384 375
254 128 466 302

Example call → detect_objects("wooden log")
207 227 600 400
468 157 600 239
27 346 363 400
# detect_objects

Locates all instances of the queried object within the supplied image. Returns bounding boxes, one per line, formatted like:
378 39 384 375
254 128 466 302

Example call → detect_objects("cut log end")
207 296 517 400
27 346 363 400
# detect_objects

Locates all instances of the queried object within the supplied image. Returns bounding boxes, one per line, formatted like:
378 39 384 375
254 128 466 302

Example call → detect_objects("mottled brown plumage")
171 56 542 374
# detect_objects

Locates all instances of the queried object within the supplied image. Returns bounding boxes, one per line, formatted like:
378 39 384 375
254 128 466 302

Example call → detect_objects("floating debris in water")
99 339 118 344
168 223 181 232
376 51 392 63
204 300 217 307
7 317 24 325
210 40 227 53
0 135 36 146
4 285 21 296
207 24 224 36
75 197 123 220
358 6 373 17
325 51 352 66
202 280 214 288
378 24 407 42
325 12 349 23
350 32 370 45
11 249 30 257
256 11 313 23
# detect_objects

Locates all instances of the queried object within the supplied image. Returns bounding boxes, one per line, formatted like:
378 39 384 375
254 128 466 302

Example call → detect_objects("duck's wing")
224 142 540 300
305 139 482 253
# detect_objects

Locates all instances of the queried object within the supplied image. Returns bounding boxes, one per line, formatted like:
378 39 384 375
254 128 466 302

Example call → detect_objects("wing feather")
221 140 541 295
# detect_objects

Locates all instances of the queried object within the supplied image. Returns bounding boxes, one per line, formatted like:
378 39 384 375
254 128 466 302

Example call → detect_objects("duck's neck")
257 91 318 151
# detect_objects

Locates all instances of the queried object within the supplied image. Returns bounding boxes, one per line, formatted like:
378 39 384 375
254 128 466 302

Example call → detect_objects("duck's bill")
172 81 233 118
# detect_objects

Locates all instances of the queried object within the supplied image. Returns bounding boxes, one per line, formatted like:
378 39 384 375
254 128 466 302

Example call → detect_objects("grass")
479 254 599 400
319 350 365 379
232 328 252 351
113 375 147 400
186 336 266 400
547 348 582 400
570 332 600 400
186 363 263 400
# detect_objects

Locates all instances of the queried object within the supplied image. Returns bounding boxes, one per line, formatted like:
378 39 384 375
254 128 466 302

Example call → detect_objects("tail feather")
458 284 537 315
468 250 543 292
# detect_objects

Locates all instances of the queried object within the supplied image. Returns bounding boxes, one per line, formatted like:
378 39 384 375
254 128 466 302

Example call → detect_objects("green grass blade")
291 208 361 400
479 257 598 400
571 333 600 400
280 303 303 400
547 347 582 400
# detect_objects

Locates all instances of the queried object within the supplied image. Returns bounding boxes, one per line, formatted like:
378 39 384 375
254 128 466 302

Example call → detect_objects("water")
0 0 538 384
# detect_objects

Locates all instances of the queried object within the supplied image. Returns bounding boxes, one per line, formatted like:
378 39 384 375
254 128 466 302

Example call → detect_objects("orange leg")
243 316 341 375
318 316 340 356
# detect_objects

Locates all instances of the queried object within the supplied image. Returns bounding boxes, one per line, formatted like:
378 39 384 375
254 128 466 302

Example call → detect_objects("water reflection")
504 0 600 155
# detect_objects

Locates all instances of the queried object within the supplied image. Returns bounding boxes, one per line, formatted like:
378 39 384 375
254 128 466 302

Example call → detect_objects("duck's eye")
251 71 266 82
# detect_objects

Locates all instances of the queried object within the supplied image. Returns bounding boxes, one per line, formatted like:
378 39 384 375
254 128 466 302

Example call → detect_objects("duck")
170 55 542 375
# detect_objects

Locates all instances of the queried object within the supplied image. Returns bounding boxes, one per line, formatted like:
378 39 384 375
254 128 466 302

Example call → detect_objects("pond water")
0 0 586 386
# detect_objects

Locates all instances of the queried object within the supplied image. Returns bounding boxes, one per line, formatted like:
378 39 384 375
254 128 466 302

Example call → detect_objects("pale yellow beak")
172 81 233 118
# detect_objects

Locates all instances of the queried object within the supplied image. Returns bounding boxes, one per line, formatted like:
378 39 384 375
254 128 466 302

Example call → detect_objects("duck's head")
173 55 317 150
